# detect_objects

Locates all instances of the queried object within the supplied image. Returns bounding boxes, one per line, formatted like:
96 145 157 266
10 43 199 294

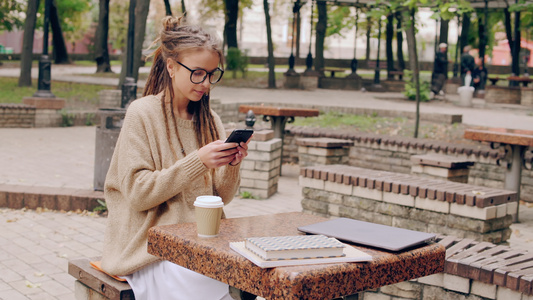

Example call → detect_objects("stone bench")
68 257 134 300
411 153 475 183
364 235 533 299
69 257 256 300
388 70 404 80
296 137 353 167
300 164 517 243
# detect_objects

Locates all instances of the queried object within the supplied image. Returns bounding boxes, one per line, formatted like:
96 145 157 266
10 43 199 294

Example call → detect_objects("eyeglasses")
176 61 224 84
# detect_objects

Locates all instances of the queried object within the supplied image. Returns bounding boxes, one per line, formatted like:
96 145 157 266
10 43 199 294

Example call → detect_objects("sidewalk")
0 65 532 299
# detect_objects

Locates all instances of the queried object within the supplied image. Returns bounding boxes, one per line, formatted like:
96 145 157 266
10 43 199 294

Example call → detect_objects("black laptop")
298 218 436 252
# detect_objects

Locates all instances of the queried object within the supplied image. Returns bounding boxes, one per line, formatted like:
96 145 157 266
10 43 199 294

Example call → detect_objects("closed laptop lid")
298 218 436 252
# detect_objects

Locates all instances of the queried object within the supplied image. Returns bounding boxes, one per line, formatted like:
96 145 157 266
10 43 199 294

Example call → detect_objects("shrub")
403 70 431 102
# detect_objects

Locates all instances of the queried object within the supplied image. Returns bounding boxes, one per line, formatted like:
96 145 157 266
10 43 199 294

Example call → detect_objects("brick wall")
285 128 533 203
0 104 35 128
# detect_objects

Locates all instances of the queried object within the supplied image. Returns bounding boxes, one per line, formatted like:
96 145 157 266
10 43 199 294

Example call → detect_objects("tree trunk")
365 17 371 63
512 10 520 77
395 12 405 71
460 13 470 53
477 11 485 64
504 8 514 55
386 13 394 78
296 7 301 58
439 19 449 44
119 0 151 87
263 0 275 88
163 0 172 15
181 0 186 14
314 0 326 75
440 19 449 75
50 1 70 64
225 0 239 49
404 9 420 138
95 0 112 73
19 0 40 87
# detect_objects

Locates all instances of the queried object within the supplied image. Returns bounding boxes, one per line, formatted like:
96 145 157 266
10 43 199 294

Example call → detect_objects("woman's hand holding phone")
197 129 252 168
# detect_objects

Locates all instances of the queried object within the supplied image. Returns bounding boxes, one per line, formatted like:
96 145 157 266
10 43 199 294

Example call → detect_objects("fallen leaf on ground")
25 280 41 288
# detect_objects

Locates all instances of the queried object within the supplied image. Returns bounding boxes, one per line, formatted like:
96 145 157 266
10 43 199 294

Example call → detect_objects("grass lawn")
292 111 469 143
0 77 112 110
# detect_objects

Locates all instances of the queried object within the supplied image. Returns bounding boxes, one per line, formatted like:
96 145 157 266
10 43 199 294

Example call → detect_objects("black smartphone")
225 129 253 144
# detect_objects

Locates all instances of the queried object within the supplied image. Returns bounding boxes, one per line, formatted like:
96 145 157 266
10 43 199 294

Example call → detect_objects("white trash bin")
457 86 475 107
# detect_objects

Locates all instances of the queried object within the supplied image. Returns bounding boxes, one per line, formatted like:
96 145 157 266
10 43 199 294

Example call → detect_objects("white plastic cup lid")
194 196 224 208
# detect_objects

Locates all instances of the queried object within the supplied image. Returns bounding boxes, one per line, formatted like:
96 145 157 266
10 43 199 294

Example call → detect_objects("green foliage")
326 6 353 38
0 0 25 31
60 109 75 127
85 113 95 126
226 47 249 79
108 0 129 52
403 70 431 102
240 191 259 200
93 199 108 213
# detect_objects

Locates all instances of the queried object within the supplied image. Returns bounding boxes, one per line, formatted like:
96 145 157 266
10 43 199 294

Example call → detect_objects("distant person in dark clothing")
472 59 488 92
460 46 476 86
431 43 449 96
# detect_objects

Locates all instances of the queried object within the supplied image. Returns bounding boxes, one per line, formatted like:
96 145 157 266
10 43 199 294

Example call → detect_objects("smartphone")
225 129 253 144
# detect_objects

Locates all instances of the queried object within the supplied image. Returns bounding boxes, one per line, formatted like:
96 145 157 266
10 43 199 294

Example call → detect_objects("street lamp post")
286 0 304 75
304 0 315 74
350 6 359 75
33 0 55 98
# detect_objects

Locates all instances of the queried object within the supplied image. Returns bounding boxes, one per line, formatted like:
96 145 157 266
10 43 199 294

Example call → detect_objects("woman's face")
169 49 221 103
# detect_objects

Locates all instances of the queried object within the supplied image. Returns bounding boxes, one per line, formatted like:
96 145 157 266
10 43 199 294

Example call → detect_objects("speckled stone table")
147 212 445 300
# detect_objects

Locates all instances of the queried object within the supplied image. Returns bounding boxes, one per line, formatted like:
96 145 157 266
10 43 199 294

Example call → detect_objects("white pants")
124 261 233 300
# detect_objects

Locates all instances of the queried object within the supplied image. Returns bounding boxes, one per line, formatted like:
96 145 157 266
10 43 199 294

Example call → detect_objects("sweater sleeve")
211 111 241 205
109 102 208 212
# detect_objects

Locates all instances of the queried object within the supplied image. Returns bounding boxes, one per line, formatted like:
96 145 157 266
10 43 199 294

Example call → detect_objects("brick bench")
363 235 533 299
420 235 533 298
296 137 353 167
300 164 517 243
411 153 475 183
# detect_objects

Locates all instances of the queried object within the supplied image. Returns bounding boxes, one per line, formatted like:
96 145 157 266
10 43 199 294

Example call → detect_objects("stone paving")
1 65 532 299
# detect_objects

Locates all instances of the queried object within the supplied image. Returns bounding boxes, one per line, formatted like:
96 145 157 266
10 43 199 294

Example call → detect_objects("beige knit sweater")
101 94 240 276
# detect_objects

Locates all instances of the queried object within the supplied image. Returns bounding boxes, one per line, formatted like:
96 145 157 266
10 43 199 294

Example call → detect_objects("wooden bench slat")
445 238 477 259
457 245 511 279
478 251 533 284
519 274 533 295
445 242 496 275
506 267 533 291
68 258 134 300
492 254 533 287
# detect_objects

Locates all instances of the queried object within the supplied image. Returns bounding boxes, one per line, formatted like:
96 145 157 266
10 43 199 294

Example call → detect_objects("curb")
0 184 104 212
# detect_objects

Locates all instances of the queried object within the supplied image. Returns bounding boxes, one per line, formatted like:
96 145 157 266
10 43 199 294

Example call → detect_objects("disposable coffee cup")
194 196 224 238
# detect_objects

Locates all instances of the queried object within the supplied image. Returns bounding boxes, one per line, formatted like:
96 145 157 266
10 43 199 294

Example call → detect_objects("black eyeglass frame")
176 61 224 84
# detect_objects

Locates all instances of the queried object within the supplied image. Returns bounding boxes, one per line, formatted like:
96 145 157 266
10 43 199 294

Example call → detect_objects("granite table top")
464 127 533 147
238 105 320 118
147 212 445 300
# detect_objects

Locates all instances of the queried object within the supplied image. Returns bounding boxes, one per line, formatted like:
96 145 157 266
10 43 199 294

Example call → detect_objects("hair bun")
162 15 184 31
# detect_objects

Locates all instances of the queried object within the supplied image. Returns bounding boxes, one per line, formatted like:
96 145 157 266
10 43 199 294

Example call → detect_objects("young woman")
101 16 249 300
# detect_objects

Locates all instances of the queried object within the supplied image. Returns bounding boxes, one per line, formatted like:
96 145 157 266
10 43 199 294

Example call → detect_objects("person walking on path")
101 15 250 300
460 46 476 86
431 43 449 97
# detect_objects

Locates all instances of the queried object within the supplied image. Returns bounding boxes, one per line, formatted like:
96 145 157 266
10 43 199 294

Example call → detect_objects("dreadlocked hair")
143 15 224 151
